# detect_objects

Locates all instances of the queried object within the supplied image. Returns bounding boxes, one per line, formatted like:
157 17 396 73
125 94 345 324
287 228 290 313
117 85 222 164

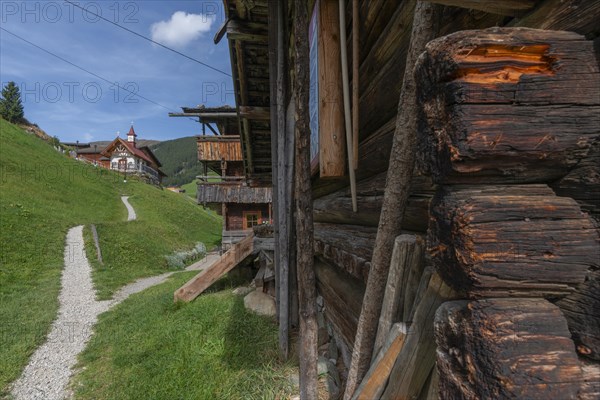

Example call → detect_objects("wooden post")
352 0 359 170
373 234 424 355
344 3 441 398
318 0 346 177
294 0 318 398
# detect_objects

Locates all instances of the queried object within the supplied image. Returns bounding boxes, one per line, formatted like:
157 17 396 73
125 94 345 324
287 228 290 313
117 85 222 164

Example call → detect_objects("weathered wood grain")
373 234 424 355
381 272 456 400
313 172 434 231
416 28 600 184
315 259 365 350
174 233 255 302
557 269 600 360
428 0 535 16
313 222 377 283
579 359 600 400
352 323 407 400
434 298 584 399
428 185 599 297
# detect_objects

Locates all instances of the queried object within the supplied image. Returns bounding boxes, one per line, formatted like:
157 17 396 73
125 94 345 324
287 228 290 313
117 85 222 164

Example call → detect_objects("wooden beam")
239 105 271 120
373 234 424 355
318 0 346 177
294 0 318 397
352 323 407 400
428 0 534 16
351 0 359 170
174 233 254 302
227 19 268 42
344 3 442 398
381 272 456 399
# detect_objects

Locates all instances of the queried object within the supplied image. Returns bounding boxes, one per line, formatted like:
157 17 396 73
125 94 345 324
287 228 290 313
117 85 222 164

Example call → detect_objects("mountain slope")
0 120 221 393
150 136 204 187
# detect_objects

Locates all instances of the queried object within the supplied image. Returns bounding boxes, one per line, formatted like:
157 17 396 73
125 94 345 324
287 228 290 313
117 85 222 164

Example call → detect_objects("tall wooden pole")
343 2 441 398
352 0 359 170
294 0 318 398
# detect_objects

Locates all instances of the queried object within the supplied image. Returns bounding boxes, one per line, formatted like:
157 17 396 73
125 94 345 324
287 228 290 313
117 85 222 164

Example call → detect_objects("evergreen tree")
0 81 25 123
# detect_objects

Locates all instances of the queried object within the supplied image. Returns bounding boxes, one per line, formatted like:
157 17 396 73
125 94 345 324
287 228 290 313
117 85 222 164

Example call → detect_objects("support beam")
428 0 534 16
294 0 318 397
239 106 271 120
226 19 268 42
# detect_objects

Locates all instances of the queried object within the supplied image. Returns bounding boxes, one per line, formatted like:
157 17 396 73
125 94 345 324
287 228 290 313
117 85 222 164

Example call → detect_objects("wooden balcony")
197 135 243 162
197 180 272 204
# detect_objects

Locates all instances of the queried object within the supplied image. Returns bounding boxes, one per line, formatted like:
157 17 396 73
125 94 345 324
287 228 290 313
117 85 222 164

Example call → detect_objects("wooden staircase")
174 233 255 302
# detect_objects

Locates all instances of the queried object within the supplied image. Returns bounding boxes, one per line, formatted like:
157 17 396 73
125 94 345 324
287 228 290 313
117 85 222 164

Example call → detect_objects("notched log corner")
415 27 600 184
434 298 584 400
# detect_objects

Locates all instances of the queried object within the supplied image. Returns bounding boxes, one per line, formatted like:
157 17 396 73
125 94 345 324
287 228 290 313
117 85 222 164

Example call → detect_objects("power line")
1 26 175 111
63 0 231 77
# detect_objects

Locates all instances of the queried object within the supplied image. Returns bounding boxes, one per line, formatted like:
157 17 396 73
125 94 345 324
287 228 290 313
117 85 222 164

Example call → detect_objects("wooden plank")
429 185 599 298
344 4 443 398
239 105 271 120
174 233 255 302
580 359 600 400
415 28 600 184
313 171 434 231
315 259 365 350
435 298 584 399
352 322 407 400
428 0 535 16
318 0 346 177
373 235 424 355
293 0 318 397
226 19 268 42
509 0 600 37
381 272 456 400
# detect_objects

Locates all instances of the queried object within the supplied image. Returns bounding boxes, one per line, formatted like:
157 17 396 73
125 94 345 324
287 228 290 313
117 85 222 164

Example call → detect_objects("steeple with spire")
127 124 137 147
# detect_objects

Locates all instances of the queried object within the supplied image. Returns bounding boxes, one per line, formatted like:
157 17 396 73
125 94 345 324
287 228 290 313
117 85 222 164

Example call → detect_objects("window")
244 212 261 230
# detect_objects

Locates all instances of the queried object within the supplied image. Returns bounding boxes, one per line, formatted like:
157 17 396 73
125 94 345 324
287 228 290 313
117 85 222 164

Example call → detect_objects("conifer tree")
0 81 25 123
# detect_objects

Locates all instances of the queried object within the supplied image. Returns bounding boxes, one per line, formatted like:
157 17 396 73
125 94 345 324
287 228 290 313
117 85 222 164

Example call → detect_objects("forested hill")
150 136 204 186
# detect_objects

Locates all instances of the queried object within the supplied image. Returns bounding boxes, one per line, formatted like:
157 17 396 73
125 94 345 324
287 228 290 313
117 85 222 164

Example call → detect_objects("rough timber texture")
434 298 584 400
429 185 599 298
557 269 600 361
313 172 434 232
416 28 600 184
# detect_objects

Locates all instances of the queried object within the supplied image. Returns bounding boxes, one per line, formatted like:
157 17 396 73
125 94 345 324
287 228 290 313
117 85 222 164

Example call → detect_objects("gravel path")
10 231 220 400
121 196 136 221
11 226 111 400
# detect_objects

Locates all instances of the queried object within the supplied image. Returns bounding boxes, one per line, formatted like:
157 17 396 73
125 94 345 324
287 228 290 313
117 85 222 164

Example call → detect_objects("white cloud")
150 11 215 48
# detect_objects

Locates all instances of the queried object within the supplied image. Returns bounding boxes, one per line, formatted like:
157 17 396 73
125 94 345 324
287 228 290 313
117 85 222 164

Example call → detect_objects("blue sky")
0 0 234 142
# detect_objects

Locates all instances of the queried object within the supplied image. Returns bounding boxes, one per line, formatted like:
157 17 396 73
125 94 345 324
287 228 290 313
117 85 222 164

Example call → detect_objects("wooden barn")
170 106 273 249
181 0 600 398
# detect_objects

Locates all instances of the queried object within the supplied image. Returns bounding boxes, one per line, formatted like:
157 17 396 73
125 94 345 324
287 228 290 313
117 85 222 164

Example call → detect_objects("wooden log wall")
299 0 600 394
434 298 584 399
412 27 600 399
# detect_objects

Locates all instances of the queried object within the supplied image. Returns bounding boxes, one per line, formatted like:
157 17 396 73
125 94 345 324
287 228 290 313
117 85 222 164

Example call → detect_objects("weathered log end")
435 298 584 399
415 27 600 184
428 184 599 298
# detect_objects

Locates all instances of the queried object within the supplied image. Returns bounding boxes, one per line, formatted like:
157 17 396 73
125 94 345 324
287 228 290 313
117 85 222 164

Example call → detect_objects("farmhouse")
176 0 600 398
170 106 273 249
101 126 164 184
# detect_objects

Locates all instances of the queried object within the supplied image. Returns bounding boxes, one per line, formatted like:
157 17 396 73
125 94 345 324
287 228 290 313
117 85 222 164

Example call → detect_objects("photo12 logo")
4 81 140 104
1 1 139 24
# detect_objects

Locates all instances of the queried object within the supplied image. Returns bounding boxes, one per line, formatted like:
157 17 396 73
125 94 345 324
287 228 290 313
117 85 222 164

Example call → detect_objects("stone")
232 286 253 296
318 356 329 375
243 290 276 317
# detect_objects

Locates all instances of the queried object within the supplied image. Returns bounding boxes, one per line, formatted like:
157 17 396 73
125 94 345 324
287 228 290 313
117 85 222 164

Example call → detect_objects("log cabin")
169 106 273 249
205 0 600 398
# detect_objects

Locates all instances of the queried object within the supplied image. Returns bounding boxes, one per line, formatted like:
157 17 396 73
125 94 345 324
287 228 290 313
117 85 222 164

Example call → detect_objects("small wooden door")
118 158 126 171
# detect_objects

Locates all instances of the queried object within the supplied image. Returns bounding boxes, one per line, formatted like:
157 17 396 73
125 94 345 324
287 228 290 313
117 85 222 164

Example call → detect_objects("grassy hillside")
0 120 221 393
150 136 204 187
73 273 294 400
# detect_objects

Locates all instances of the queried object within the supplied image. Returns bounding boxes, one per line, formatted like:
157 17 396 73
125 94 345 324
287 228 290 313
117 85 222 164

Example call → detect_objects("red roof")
101 137 154 165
